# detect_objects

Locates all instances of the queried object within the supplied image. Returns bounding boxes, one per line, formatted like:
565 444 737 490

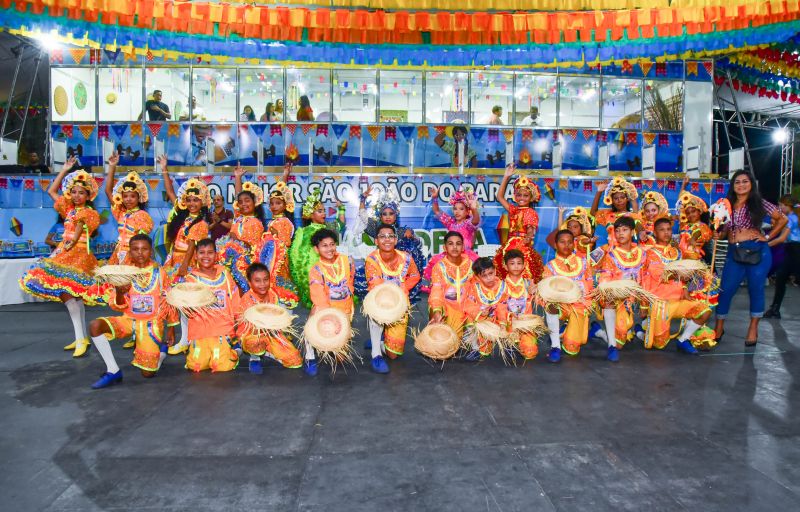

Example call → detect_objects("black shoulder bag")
730 208 762 265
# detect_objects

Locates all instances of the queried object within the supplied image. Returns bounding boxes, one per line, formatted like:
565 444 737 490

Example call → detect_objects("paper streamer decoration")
78 125 95 140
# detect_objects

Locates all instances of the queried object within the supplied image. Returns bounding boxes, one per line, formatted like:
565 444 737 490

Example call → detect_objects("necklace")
376 251 405 280
132 265 159 293
505 276 528 298
551 254 584 277
319 254 347 284
440 259 471 301
611 246 643 268
476 280 506 306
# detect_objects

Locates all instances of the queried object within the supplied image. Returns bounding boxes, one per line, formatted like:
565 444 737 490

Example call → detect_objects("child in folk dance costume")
641 218 712 354
494 164 544 281
429 232 474 344
638 191 670 247
546 207 596 259
540 230 595 363
590 176 641 248
364 224 421 374
164 177 211 355
499 250 539 361
676 192 712 261
237 263 302 375
105 151 153 265
20 157 101 357
304 228 355 376
596 216 648 362
182 239 240 372
462 257 508 361
219 165 266 292
87 235 178 388
258 164 298 308
289 189 346 309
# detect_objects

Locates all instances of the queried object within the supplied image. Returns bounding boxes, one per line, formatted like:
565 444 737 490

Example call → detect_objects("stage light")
772 128 790 144
31 30 60 51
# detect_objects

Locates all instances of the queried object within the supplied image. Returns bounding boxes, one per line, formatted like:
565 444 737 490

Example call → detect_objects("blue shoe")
589 321 603 340
371 356 390 374
464 350 481 362
547 347 562 363
91 370 123 389
364 339 372 350
676 340 699 355
634 323 645 341
249 359 264 374
607 346 620 362
304 359 318 376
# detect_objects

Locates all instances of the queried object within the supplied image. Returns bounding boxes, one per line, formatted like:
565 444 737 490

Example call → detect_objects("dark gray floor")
2 286 800 512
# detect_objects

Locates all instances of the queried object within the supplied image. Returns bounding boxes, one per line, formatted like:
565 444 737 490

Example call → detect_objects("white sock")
678 320 701 342
250 355 261 362
603 308 617 348
304 343 315 361
368 319 384 359
177 314 189 347
64 298 85 341
76 300 88 339
157 352 167 370
91 334 120 374
545 313 561 349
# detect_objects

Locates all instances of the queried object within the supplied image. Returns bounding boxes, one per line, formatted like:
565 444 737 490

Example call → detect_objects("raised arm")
104 151 119 201
47 156 77 202
590 181 608 216
468 194 481 226
158 154 177 204
497 163 515 211
233 163 245 195
430 187 441 216
359 182 373 212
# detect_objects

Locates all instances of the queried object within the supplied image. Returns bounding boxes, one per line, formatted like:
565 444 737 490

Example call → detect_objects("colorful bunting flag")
643 132 656 145
147 179 161 190
147 123 163 138
522 129 533 142
581 130 596 140
111 124 128 138
583 181 593 192
285 124 297 135
61 124 73 138
316 125 329 137
367 126 382 141
703 182 713 194
625 132 638 145
691 182 700 192
559 179 568 190
470 127 486 142
39 179 50 190
687 62 699 76
300 124 314 135
502 129 514 143
640 61 653 76
488 129 499 142
130 124 142 137
270 125 283 137
398 125 415 140
658 133 670 147
0 178 7 189
69 48 87 64
349 125 362 139
49 49 63 64
167 124 181 137
385 126 396 141
23 179 34 191
78 125 95 140
331 124 347 138
97 125 109 139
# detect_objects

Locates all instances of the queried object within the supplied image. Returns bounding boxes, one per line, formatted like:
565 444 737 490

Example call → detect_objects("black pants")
772 242 800 309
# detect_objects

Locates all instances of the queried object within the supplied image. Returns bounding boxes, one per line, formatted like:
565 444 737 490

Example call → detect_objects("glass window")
602 78 642 129
333 69 376 123
514 73 557 127
97 67 142 122
644 80 684 131
379 70 422 123
286 68 331 122
425 71 468 124
192 68 237 122
470 72 513 125
239 68 284 122
145 67 190 121
51 67 95 122
558 76 600 128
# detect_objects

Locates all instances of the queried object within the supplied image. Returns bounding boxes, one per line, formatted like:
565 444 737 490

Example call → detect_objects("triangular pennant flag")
417 126 429 139
367 126 382 141
167 124 181 138
703 182 713 194
78 125 95 140
471 127 487 142
10 178 22 188
49 49 63 64
488 129 500 142
434 126 446 135
640 61 654 76
316 125 329 137
147 179 161 190
104 49 121 63
202 176 214 185
89 50 101 65
502 129 514 143
398 125 415 140
658 133 669 147
24 179 35 191
349 125 362 139
583 181 593 192
702 62 713 75
667 180 677 191
270 125 283 137
691 182 700 192
544 178 555 186
633 180 642 189
686 62 699 77
97 125 109 139
643 132 656 145
656 179 666 189
384 126 396 141
112 124 128 138
626 132 638 145
521 129 533 142
285 124 297 135
147 123 163 138
0 178 7 189
39 179 50 190
564 129 578 140
300 124 314 135
61 125 73 138
130 124 143 137
559 178 568 190
50 125 61 138
69 48 88 64
581 130 596 140
715 183 725 194
331 124 347 138
250 124 266 137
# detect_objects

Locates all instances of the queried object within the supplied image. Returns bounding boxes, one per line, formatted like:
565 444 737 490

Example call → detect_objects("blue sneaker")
304 359 318 376
91 370 123 389
464 350 481 362
364 339 372 350
676 340 699 355
634 323 645 341
607 346 620 362
371 356 390 374
547 347 562 363
249 359 264 374
559 323 566 335
589 321 604 340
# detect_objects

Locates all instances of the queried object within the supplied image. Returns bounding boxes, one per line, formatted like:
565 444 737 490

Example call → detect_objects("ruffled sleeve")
74 208 100 234
186 220 209 242
111 204 125 222
437 211 455 229
131 210 154 235
53 196 71 218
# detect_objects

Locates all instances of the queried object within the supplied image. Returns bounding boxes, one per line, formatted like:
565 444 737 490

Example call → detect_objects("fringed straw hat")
603 176 637 206
93 264 151 288
62 169 99 201
362 282 409 326
112 171 149 205
536 276 583 305
166 282 217 316
414 323 460 360
241 303 297 337
591 279 657 304
663 259 709 281
302 308 358 371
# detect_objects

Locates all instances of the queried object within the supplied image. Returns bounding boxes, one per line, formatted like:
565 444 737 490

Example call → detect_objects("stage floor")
2 288 800 511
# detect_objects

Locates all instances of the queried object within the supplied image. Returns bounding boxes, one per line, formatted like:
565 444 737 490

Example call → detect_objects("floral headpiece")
641 191 668 215
373 188 400 218
676 192 708 222
302 188 322 219
561 206 593 235
449 185 476 208
269 180 295 213
513 175 541 203
112 171 148 206
62 170 99 201
603 176 637 206
176 177 211 209
238 181 264 207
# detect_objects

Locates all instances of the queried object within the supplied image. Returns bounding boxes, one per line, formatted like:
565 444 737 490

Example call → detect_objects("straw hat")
238 180 265 208
592 279 657 304
176 178 211 209
663 259 709 281
166 282 217 316
511 314 548 336
302 308 357 372
536 276 582 304
112 171 149 205
414 323 460 360
362 282 409 326
93 264 151 287
241 303 296 336
62 170 99 201
603 177 637 205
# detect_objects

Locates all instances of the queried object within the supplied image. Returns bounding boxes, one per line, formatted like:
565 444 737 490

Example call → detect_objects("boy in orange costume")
88 234 177 388
541 230 595 362
364 224 420 374
429 231 474 345
462 257 508 361
641 218 711 354
182 239 240 372
499 249 538 361
305 228 355 376
237 263 303 375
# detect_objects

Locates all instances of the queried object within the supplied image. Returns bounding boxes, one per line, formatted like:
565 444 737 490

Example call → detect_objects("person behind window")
240 105 256 122
179 96 206 121
260 102 276 122
274 99 285 121
521 106 539 126
434 124 477 168
45 214 66 252
143 90 171 121
487 105 504 125
297 95 314 121
24 151 50 173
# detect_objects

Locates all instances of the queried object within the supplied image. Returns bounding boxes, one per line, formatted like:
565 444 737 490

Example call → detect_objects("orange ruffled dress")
218 209 264 292
20 196 101 304
494 205 544 282
108 205 154 264
163 215 209 279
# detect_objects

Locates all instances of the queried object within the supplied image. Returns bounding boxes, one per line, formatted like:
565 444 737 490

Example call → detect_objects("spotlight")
31 30 60 51
772 128 790 144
